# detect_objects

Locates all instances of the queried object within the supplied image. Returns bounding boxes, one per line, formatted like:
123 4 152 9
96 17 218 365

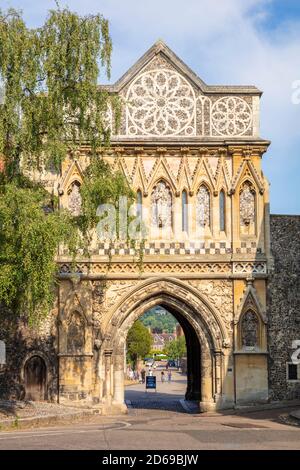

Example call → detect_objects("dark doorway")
125 303 201 412
24 356 47 401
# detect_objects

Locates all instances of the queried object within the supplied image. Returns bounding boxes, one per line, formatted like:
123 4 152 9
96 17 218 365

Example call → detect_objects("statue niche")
67 181 82 216
151 181 172 230
67 311 86 354
196 185 211 229
239 181 256 236
241 310 259 349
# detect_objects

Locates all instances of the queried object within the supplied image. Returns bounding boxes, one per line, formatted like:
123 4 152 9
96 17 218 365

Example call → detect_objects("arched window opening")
196 185 210 228
67 181 82 216
151 181 172 229
136 189 143 220
67 311 85 354
219 190 226 232
241 310 259 349
182 190 188 232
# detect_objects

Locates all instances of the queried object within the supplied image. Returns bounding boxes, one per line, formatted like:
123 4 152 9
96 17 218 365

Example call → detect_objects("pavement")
0 369 299 450
0 400 98 430
290 409 300 421
125 368 189 412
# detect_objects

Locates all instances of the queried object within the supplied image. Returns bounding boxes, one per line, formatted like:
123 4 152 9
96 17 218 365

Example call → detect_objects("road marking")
0 421 131 440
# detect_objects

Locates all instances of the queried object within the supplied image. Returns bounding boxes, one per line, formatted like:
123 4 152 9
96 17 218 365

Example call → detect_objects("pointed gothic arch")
150 179 173 231
235 282 267 352
239 179 257 236
66 310 86 354
136 188 143 213
103 277 229 412
182 189 188 232
219 188 226 232
58 282 93 356
240 309 260 349
196 183 211 230
67 180 82 216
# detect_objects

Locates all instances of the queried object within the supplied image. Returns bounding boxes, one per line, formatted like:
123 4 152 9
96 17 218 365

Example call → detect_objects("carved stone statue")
241 310 259 348
151 181 172 228
240 182 255 227
67 311 85 354
68 181 82 216
196 185 210 228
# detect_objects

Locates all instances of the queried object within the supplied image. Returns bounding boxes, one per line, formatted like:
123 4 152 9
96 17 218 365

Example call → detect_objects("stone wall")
268 215 300 400
0 311 58 401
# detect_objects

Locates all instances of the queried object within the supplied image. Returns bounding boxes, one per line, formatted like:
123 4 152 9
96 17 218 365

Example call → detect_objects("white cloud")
100 0 300 212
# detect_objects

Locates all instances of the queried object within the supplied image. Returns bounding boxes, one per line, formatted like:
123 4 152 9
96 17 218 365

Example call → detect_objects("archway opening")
124 303 201 410
24 355 47 401
109 279 221 413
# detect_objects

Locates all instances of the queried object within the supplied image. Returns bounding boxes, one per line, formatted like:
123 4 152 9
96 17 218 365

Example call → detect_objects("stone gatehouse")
0 41 299 413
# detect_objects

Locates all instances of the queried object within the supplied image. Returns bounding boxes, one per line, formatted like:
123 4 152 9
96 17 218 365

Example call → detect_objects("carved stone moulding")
232 262 267 274
58 260 269 280
58 261 232 275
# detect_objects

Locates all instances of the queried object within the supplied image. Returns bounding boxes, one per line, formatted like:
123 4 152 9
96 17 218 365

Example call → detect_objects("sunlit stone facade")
3 41 296 413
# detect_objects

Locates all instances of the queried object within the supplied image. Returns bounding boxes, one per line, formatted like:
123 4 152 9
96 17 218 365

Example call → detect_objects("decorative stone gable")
105 41 261 140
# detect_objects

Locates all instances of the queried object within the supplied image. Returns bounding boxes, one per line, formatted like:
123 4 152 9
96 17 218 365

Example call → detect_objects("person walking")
141 368 146 384
161 370 165 383
168 370 172 383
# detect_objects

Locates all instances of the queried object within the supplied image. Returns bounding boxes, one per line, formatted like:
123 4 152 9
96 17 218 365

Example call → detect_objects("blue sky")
2 0 300 214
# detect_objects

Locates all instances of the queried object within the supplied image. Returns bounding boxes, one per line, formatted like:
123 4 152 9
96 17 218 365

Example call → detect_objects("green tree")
0 7 133 324
164 336 186 364
0 6 113 175
140 308 178 333
126 320 152 368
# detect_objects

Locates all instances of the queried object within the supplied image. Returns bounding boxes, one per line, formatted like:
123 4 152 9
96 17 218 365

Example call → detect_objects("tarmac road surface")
0 370 299 450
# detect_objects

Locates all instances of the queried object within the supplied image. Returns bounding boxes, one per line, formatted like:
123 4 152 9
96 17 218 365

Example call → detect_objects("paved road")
0 369 299 450
125 368 188 412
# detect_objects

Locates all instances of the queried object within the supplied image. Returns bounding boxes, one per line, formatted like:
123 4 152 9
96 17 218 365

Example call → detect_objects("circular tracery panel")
126 69 195 136
211 96 252 136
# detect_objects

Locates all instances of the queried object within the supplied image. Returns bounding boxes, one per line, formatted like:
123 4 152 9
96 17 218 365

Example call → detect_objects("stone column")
113 352 125 405
104 349 113 404
214 350 223 403
200 350 215 412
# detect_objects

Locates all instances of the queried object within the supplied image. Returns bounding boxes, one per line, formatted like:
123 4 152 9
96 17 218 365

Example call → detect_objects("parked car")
167 360 176 367
145 359 154 367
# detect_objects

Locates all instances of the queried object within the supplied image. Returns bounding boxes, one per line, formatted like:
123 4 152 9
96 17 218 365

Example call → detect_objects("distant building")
176 324 184 338
152 332 176 351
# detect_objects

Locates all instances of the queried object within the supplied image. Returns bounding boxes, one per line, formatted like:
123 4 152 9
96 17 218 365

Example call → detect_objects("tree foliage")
126 320 152 367
140 308 178 333
163 336 186 361
0 7 131 324
0 6 113 174
0 183 77 324
78 159 135 243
